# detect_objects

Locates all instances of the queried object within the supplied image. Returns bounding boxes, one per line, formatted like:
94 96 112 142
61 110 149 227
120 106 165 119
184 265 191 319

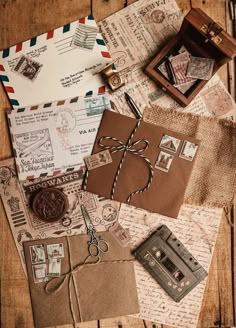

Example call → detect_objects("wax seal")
32 188 69 222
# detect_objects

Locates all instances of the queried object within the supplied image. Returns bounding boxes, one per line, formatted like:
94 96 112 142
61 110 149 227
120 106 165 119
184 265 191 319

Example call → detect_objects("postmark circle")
102 204 117 222
110 74 122 87
56 108 76 133
32 188 69 222
151 10 165 23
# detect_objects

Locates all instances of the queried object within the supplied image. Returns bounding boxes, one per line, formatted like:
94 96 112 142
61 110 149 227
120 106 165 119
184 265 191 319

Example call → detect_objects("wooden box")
145 8 236 107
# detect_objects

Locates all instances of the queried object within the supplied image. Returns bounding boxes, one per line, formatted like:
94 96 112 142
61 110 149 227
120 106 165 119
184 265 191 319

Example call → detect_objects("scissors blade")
81 205 94 231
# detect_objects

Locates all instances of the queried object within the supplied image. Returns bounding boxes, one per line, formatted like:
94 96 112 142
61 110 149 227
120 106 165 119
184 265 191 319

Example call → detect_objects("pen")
124 92 142 119
165 56 176 85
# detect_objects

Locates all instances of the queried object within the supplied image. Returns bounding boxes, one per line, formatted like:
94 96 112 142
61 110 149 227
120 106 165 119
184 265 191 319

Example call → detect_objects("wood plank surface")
0 1 235 328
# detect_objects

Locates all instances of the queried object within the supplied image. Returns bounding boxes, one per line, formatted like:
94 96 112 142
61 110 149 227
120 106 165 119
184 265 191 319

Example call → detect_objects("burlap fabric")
143 105 236 209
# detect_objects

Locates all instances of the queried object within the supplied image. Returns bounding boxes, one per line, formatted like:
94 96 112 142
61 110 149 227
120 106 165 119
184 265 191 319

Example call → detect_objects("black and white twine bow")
84 119 154 203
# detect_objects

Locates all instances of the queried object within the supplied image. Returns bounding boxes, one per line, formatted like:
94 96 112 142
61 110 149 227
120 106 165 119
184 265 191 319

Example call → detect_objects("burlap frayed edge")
144 105 236 129
183 198 233 210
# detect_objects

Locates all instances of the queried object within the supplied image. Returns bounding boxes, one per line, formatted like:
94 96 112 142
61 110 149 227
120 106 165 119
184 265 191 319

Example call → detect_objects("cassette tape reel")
134 225 207 302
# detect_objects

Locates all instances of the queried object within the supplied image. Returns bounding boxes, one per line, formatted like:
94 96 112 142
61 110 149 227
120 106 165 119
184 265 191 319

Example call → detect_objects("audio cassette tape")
134 225 207 302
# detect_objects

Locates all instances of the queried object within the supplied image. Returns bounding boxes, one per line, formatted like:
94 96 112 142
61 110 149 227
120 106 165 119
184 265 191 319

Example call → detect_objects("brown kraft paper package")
83 110 200 218
23 232 139 327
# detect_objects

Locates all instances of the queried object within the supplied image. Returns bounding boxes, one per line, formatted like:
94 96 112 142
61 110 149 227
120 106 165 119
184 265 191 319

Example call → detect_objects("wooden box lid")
181 8 236 59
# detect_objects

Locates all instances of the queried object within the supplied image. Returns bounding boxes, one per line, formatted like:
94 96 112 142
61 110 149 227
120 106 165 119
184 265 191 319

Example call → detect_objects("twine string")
96 119 154 203
44 237 134 325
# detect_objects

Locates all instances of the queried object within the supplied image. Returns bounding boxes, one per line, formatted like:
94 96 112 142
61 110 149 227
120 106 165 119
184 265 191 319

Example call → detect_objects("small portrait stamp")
109 222 132 247
151 10 165 23
155 151 174 172
32 263 48 283
47 258 61 277
71 23 97 51
186 56 215 80
84 95 111 117
12 55 43 82
179 141 198 161
47 243 64 258
30 244 46 264
84 150 112 171
159 134 180 153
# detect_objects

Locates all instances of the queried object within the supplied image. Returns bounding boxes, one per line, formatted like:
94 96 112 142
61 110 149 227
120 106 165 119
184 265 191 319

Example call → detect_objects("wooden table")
0 1 235 327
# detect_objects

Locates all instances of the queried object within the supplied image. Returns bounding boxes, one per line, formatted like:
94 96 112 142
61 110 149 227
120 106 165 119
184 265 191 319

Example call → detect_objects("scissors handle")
88 238 109 257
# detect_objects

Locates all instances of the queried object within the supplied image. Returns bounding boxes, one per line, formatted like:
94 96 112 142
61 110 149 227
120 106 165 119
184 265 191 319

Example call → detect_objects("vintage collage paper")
99 0 235 121
0 157 120 274
118 203 222 328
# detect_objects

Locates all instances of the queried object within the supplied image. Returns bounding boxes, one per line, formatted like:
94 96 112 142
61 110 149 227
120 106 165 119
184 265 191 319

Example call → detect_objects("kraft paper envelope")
84 110 200 218
7 93 112 180
0 15 112 109
23 232 139 327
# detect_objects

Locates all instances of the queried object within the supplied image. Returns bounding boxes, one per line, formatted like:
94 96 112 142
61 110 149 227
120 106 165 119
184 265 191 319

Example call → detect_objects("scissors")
81 205 109 257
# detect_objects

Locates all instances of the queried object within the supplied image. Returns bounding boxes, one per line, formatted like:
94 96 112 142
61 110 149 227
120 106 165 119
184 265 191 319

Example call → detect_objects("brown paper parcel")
83 110 200 218
23 232 139 327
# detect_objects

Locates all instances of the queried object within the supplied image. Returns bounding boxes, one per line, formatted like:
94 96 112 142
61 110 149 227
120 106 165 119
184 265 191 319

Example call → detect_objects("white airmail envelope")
7 93 112 180
0 15 112 109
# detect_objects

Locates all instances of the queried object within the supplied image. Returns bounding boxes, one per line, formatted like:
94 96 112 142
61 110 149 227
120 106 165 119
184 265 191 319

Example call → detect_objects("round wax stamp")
32 188 69 222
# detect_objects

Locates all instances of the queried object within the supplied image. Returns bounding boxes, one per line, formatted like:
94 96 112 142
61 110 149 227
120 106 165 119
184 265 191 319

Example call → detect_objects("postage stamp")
170 52 195 86
84 95 110 117
84 150 112 171
48 258 61 277
179 141 198 161
12 55 43 82
71 23 97 51
30 244 46 264
155 151 174 172
47 243 64 258
109 222 132 247
32 263 48 283
200 84 235 117
159 134 180 153
186 56 215 80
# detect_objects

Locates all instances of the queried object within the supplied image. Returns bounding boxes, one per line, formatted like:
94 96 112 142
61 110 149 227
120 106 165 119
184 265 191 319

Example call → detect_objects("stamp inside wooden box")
154 25 225 98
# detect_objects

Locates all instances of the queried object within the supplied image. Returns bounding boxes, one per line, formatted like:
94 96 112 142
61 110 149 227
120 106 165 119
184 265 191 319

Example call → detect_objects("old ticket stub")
7 94 112 180
0 157 120 274
109 221 132 247
186 56 215 80
84 150 112 170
